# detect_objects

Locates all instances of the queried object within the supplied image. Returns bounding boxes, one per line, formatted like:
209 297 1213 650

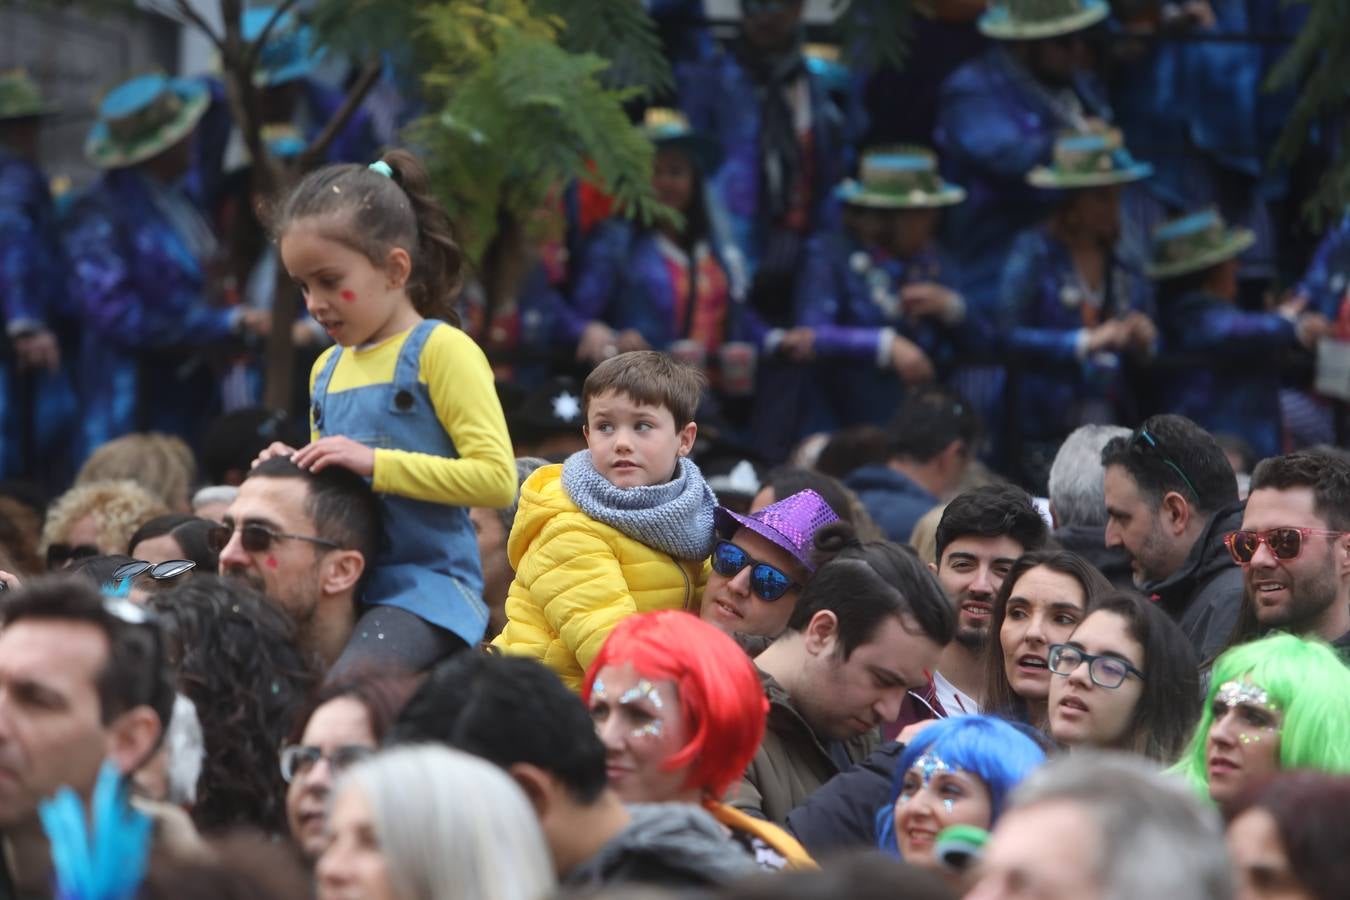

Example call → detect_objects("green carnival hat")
1028 129 1153 189
979 0 1110 40
836 147 966 210
85 73 210 170
0 70 59 121
642 107 723 174
1146 208 1255 280
243 7 326 88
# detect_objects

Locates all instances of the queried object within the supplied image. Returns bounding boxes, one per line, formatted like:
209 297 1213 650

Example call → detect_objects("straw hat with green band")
979 0 1110 40
0 70 59 121
1146 209 1256 280
642 108 723 174
1027 129 1154 189
85 73 210 170
837 147 966 210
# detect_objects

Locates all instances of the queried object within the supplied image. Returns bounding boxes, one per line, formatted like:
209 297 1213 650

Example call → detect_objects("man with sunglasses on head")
1219 451 1350 660
700 489 840 641
214 455 381 675
0 575 179 895
1101 414 1243 659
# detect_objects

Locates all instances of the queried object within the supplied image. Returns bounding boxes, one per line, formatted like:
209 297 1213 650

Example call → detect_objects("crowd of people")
3 0 1350 898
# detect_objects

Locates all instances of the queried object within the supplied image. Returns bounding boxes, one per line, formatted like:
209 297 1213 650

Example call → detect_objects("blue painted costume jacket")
1297 213 1350 322
793 231 984 428
998 227 1152 441
63 168 236 457
572 218 767 350
678 49 848 274
935 48 1112 312
0 148 79 477
1158 290 1298 459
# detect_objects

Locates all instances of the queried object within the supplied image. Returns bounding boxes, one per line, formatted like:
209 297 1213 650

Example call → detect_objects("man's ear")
802 610 840 658
107 706 163 776
507 762 556 819
320 549 365 596
1160 491 1192 536
1337 534 1350 580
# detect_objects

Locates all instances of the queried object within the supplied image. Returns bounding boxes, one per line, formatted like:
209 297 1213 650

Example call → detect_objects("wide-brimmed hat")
1146 208 1255 280
642 107 723 174
714 489 840 573
85 73 210 170
979 0 1110 40
0 70 59 121
243 6 326 87
1027 129 1153 189
837 147 966 210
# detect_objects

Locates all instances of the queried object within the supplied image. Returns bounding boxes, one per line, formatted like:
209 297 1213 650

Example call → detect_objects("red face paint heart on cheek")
265 556 279 570
340 290 356 302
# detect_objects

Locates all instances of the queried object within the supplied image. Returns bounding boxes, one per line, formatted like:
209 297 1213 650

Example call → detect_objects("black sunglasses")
710 540 798 602
1132 427 1200 500
207 522 340 555
47 543 100 570
112 559 197 585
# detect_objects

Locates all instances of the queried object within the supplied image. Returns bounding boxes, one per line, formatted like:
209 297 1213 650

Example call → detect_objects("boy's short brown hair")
582 351 706 426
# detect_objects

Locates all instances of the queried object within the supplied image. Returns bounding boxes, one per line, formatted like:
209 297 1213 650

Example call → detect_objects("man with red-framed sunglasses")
1219 452 1350 661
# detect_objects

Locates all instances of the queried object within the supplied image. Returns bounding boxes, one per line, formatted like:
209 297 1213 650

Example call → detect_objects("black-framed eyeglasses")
1048 644 1146 689
710 540 799 602
206 522 341 555
112 559 197 585
279 744 373 783
1132 427 1200 500
46 543 100 570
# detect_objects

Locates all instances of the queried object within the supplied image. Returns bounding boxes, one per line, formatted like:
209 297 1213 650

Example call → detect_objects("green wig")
1171 633 1350 797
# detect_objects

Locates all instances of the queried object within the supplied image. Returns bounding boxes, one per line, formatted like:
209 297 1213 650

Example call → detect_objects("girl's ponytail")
380 149 463 326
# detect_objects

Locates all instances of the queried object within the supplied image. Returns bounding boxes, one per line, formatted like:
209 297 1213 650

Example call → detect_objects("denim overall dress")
310 319 489 647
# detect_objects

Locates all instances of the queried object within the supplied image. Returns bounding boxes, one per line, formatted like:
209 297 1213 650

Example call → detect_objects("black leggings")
327 606 469 679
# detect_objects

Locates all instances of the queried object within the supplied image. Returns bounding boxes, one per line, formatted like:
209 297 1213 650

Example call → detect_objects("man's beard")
1256 557 1338 635
222 565 266 594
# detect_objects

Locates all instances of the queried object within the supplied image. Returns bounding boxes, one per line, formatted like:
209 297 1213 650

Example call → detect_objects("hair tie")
368 160 394 178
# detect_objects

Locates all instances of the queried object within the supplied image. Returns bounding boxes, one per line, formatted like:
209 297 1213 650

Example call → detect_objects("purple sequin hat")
714 489 841 572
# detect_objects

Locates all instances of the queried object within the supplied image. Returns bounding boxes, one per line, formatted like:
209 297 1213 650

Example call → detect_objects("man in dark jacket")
734 536 954 824
391 653 753 888
1048 424 1135 589
847 385 978 543
1101 415 1244 659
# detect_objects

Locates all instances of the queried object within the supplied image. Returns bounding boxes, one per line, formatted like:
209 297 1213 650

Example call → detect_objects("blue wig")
875 715 1047 857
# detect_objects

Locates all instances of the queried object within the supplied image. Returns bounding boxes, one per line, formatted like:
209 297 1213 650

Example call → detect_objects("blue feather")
38 762 152 900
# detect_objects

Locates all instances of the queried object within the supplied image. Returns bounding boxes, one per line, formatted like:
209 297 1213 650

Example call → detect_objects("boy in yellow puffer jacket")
493 352 717 690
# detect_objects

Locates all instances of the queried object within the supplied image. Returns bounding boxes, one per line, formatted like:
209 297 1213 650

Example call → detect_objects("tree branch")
242 0 305 74
299 58 382 167
163 0 225 50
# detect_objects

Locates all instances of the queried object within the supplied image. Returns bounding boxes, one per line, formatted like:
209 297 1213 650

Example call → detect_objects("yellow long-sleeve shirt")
309 322 516 509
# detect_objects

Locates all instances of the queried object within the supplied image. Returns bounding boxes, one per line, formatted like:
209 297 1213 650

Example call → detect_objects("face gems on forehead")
592 676 609 701
619 679 665 711
1216 680 1277 711
915 751 952 786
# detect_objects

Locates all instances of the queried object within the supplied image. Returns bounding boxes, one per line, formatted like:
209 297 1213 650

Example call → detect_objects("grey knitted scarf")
561 451 718 561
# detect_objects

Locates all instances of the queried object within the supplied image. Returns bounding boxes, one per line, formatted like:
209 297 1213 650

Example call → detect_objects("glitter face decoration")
1214 679 1281 745
618 679 665 739
899 751 955 810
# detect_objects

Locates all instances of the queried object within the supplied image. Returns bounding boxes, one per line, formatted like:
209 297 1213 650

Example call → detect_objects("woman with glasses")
699 489 841 639
981 550 1112 730
1048 590 1201 762
282 671 420 863
583 609 813 869
1171 632 1350 816
875 715 1045 875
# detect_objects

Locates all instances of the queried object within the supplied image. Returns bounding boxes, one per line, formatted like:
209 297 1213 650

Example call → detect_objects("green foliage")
831 0 915 72
535 0 672 96
408 0 671 261
1266 0 1350 227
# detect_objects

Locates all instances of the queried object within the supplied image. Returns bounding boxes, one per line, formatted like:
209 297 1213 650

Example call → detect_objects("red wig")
582 610 768 798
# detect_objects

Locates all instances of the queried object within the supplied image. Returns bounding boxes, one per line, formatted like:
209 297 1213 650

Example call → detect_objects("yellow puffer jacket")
492 464 707 690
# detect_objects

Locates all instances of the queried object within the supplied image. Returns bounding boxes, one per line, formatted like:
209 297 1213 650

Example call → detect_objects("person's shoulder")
423 320 485 354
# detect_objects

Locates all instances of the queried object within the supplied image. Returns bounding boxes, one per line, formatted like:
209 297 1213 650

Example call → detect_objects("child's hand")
291 436 376 477
252 441 299 469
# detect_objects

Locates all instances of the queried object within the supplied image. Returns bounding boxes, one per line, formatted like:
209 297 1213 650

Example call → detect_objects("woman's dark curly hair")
149 576 317 835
